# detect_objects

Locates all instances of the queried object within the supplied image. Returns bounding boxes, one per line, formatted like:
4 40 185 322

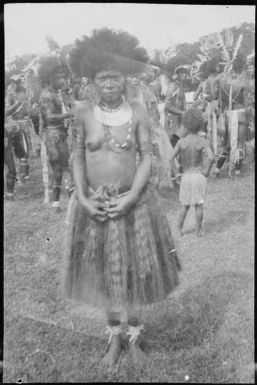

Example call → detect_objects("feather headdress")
191 27 246 81
196 29 244 74
246 51 255 66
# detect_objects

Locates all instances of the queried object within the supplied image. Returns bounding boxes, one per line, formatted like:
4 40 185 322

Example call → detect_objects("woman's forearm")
129 154 152 201
48 112 73 122
170 158 178 176
73 152 88 201
165 105 183 115
5 101 21 117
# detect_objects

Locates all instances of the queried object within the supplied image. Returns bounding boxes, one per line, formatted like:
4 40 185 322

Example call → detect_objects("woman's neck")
100 97 123 110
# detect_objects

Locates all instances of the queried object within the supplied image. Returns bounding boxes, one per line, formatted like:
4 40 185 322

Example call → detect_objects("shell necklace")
93 99 133 151
94 98 132 126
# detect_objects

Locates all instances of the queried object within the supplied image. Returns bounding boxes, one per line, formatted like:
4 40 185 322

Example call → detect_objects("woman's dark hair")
165 55 189 79
37 56 70 85
182 108 205 133
69 28 149 79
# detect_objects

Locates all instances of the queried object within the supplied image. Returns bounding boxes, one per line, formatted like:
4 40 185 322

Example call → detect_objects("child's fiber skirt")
64 184 181 309
179 172 207 205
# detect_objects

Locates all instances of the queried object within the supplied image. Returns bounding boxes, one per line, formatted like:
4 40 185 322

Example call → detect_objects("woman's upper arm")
74 107 86 156
135 103 152 156
203 139 214 160
171 139 181 159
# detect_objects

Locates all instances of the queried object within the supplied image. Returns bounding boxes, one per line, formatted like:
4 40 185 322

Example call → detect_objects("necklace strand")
99 100 123 113
104 120 132 150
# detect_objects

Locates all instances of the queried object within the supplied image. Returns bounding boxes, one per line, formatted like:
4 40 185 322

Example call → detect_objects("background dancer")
142 65 175 189
4 98 27 200
170 108 214 236
164 65 189 148
215 53 248 177
5 75 31 180
244 56 255 151
38 56 74 211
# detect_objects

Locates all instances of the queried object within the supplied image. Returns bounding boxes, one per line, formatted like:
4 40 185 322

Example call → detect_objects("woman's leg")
12 130 30 179
215 123 229 176
50 162 63 209
127 304 147 367
178 205 190 234
235 122 247 175
195 204 204 236
4 134 17 199
103 309 122 367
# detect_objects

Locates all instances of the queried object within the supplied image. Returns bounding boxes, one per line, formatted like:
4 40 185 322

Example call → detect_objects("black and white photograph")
3 3 255 383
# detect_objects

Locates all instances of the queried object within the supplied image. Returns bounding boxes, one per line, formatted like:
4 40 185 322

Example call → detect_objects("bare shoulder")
176 137 185 148
215 73 224 84
199 137 209 149
128 100 148 119
74 102 92 119
167 81 177 93
129 100 146 111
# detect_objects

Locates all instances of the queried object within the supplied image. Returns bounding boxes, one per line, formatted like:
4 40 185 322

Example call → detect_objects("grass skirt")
64 184 181 309
179 172 207 206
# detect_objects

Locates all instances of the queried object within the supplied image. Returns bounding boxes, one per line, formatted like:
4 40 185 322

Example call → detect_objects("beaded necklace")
98 100 123 113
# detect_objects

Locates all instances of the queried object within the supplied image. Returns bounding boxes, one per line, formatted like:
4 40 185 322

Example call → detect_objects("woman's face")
177 70 188 83
146 67 156 82
128 74 141 86
50 73 66 90
94 70 125 103
246 65 254 78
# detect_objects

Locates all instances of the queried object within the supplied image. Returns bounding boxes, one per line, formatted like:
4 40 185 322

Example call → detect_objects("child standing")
170 108 214 236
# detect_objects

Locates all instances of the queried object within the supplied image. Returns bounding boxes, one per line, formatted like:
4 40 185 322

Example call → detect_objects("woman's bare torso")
82 108 138 192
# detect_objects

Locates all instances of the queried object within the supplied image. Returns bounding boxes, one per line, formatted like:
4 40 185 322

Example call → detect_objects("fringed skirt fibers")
179 172 207 206
64 184 181 309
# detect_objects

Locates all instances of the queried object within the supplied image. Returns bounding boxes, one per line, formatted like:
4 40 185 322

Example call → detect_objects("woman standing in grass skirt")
64 28 181 368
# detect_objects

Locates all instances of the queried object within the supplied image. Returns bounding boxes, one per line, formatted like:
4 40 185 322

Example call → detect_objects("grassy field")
4 146 254 383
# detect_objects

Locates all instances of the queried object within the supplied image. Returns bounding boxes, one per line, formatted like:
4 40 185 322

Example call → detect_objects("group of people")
4 28 254 368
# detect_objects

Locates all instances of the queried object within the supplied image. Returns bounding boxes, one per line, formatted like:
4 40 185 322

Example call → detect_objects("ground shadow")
204 209 248 234
4 270 251 383
141 270 250 354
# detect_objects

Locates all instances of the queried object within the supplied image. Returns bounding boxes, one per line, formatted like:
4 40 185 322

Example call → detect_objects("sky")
4 3 255 60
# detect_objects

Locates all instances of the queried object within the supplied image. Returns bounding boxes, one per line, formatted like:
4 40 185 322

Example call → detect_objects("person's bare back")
177 134 207 173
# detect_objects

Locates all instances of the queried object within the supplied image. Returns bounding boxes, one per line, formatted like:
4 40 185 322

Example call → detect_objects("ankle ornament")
105 325 122 344
126 324 144 344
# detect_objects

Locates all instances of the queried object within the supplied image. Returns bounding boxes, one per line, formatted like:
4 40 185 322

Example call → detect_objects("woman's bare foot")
128 342 148 368
102 335 122 368
177 226 184 236
196 229 204 237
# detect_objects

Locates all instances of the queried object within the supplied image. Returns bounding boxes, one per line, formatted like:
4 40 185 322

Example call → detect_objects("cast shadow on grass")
141 270 250 354
15 189 45 201
4 270 250 383
204 209 248 235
